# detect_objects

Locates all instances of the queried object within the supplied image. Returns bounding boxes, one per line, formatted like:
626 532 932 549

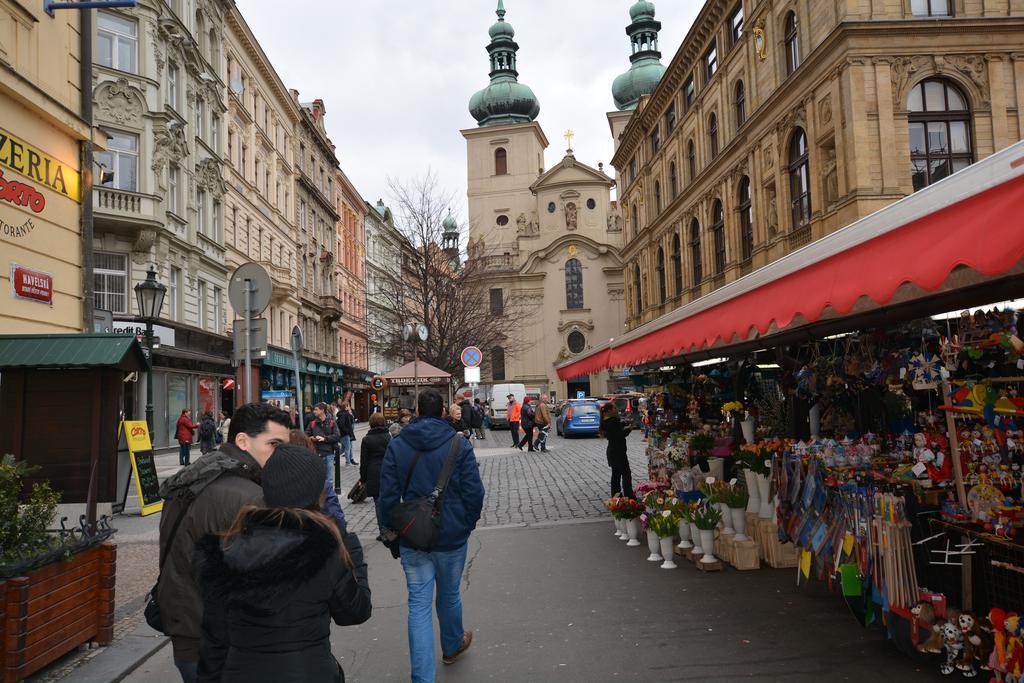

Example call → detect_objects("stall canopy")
0 334 148 371
383 360 452 386
558 140 1024 380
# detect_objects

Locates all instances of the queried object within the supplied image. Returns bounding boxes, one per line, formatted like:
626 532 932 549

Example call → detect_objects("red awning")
558 142 1024 380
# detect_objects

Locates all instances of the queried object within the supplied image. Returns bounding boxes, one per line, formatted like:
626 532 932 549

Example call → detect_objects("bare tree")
366 171 523 379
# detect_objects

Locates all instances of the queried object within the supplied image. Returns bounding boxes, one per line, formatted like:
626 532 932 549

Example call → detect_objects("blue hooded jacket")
378 416 485 551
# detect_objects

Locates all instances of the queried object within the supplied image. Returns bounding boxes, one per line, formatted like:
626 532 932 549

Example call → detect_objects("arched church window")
565 258 584 310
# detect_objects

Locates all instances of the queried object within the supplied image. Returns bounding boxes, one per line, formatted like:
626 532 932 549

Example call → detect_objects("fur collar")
196 510 340 601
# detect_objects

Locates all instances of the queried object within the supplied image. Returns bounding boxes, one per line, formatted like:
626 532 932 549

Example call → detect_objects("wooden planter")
1 542 115 683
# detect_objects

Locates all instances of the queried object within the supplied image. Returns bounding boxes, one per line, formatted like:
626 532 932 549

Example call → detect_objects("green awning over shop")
0 334 148 371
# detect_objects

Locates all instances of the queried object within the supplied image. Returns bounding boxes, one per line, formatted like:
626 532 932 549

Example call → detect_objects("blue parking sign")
576 391 585 399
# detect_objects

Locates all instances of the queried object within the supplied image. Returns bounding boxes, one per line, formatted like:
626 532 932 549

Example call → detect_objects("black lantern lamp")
134 267 166 433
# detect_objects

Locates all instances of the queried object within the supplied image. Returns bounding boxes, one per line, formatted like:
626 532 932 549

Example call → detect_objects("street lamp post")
134 267 166 434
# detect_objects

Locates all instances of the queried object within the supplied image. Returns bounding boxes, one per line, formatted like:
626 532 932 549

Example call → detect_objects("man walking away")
306 403 341 490
471 399 485 440
532 399 551 452
176 409 198 466
378 390 485 683
336 403 357 466
517 397 536 452
158 402 366 683
197 412 217 455
507 394 521 449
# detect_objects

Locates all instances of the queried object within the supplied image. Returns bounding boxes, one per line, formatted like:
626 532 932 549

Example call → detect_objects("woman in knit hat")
194 445 372 682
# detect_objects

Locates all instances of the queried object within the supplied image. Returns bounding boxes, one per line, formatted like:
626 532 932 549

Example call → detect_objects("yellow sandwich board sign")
121 420 163 516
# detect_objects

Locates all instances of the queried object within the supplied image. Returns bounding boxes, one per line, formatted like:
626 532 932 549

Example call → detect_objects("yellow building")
0 1 89 333
612 0 1024 331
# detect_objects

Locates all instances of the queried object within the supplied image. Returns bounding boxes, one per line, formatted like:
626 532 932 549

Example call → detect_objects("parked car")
605 393 644 428
556 399 602 437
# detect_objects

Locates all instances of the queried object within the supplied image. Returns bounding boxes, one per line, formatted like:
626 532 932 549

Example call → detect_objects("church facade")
462 2 630 401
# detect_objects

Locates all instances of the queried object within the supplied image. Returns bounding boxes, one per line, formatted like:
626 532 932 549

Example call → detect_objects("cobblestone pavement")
335 427 649 535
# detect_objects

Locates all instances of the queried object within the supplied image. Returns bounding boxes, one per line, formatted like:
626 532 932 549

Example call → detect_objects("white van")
489 383 526 429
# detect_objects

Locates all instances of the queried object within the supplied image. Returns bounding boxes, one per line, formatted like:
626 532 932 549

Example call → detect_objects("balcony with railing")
93 187 163 233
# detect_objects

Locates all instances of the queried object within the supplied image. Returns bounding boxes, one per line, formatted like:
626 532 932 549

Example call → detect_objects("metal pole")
413 340 419 404
145 321 154 433
244 279 253 404
80 7 95 332
294 355 304 431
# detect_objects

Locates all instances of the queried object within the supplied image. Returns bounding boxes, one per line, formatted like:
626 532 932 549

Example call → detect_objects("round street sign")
461 346 482 368
371 376 385 390
228 263 272 316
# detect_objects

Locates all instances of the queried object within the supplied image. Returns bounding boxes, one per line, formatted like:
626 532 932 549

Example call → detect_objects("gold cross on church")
563 129 575 151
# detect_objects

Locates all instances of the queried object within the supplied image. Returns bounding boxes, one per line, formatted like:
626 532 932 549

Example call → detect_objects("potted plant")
676 500 695 550
699 480 734 535
735 450 762 515
648 510 681 569
720 482 751 542
616 497 644 546
605 497 627 539
693 503 723 565
641 491 670 561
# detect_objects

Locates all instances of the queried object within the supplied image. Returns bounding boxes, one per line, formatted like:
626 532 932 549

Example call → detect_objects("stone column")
986 55 1010 152
1013 54 1024 140
873 58 900 195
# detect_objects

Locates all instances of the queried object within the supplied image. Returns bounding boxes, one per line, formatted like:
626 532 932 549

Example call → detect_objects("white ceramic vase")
731 507 749 542
677 519 693 549
756 473 774 519
689 522 704 555
719 503 735 535
741 415 756 444
659 537 678 569
646 529 663 561
699 530 718 564
744 470 760 514
614 518 624 537
626 518 641 546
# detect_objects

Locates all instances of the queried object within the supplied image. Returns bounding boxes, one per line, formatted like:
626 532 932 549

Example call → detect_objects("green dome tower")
468 1 541 127
611 1 666 111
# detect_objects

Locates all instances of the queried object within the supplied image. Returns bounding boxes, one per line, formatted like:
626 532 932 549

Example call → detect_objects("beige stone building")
463 4 625 399
614 0 1024 332
0 2 89 333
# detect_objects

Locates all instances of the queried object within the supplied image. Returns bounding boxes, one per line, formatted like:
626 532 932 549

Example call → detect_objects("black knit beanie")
262 445 326 508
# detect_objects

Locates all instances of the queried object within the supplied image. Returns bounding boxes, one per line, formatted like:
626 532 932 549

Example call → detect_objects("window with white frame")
197 280 208 329
167 61 178 107
169 267 180 320
196 98 205 140
212 199 221 241
911 0 951 16
211 113 220 152
212 286 222 333
95 130 138 191
96 11 138 73
197 188 207 236
94 252 128 313
168 163 179 213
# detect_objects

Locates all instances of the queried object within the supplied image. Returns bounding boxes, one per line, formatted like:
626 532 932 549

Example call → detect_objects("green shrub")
0 455 61 565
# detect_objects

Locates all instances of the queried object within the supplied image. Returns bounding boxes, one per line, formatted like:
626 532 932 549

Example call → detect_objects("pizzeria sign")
0 126 81 205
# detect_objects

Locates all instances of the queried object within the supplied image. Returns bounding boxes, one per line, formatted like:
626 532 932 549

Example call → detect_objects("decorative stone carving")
938 54 990 106
95 78 144 125
890 55 933 107
564 202 578 230
821 146 838 207
132 229 157 261
151 122 189 172
196 158 227 197
607 207 622 233
515 212 539 236
818 96 832 127
766 187 778 235
762 143 774 172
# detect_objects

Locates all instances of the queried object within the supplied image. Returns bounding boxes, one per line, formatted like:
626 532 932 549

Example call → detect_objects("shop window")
788 128 811 229
908 78 973 191
656 247 666 304
689 218 702 286
911 0 951 15
97 11 138 74
687 139 696 180
495 148 507 175
709 113 719 159
729 4 744 48
784 12 800 76
94 252 128 313
739 177 753 261
735 80 746 129
565 258 584 310
672 233 683 296
490 288 504 316
95 130 138 191
712 200 726 274
567 331 586 354
491 346 506 381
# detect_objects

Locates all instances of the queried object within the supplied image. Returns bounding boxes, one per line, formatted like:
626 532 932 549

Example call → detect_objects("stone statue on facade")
767 189 778 235
565 202 578 230
822 147 839 206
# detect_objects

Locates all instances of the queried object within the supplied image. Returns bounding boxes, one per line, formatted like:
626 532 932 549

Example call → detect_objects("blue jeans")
178 443 191 466
340 435 354 464
322 453 335 490
400 543 468 682
174 658 198 683
372 497 385 534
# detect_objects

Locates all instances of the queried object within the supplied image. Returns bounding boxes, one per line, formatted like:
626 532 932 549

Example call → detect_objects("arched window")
784 12 800 76
565 258 584 310
494 147 507 175
735 80 746 129
669 161 678 199
656 247 666 303
491 346 506 381
567 331 586 354
908 78 973 191
687 139 696 180
712 200 726 274
738 177 753 261
671 233 683 296
654 180 662 214
709 113 719 158
689 218 702 286
633 264 643 313
788 128 811 229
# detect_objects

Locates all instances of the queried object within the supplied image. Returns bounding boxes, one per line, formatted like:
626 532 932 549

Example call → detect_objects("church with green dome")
468 0 541 128
612 1 667 111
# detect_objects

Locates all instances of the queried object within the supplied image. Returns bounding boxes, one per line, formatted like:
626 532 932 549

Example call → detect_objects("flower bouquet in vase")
641 491 670 561
720 482 751 542
735 450 762 515
615 497 644 546
675 498 694 550
605 497 628 539
699 479 733 535
689 432 715 473
648 509 681 569
693 502 723 564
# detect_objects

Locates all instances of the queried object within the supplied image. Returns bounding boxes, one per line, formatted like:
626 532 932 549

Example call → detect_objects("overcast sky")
236 1 700 222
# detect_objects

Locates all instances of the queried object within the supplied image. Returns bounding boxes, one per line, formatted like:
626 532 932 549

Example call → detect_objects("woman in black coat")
195 445 371 683
358 412 392 535
600 402 634 499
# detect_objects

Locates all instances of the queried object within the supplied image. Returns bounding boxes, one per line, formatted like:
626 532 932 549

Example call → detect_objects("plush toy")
912 600 938 648
940 619 966 675
989 608 1007 679
1005 613 1024 683
922 608 962 655
958 611 994 678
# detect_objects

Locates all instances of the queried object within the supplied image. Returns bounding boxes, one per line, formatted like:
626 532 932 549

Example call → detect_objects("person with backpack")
335 403 357 466
306 404 341 492
198 413 218 455
470 399 485 440
378 390 486 681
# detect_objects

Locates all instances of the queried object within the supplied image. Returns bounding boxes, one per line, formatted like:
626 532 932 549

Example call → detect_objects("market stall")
380 360 453 419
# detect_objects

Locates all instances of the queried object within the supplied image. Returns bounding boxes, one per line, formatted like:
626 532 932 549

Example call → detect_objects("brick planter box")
1 542 116 683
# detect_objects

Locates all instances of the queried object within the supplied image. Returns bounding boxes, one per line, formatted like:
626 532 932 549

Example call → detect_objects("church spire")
612 1 667 111
468 1 541 127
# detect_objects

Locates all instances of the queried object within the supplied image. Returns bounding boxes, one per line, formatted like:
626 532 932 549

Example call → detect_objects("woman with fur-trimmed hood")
194 445 371 682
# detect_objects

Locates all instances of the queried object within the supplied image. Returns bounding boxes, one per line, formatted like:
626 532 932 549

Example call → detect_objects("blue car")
556 400 602 437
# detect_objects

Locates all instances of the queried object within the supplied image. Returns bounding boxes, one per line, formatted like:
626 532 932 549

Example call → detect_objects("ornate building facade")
614 0 1024 332
365 198 406 375
335 168 368 372
463 3 625 399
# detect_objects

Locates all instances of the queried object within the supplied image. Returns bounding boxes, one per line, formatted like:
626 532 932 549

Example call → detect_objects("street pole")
413 339 419 404
81 6 95 332
244 278 253 404
145 320 154 433
292 326 305 431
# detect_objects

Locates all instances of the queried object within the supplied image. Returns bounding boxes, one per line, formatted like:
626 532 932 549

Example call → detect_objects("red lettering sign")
130 425 147 438
0 169 45 213
10 263 52 304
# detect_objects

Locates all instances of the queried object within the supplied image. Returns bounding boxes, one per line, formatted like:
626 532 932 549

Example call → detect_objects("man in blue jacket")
378 389 486 682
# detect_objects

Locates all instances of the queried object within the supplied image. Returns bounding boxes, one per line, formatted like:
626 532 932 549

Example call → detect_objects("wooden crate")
695 558 724 572
1 543 116 683
715 534 735 564
730 539 761 571
756 519 798 568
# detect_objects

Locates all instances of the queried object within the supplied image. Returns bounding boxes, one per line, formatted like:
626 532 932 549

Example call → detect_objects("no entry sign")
461 346 482 368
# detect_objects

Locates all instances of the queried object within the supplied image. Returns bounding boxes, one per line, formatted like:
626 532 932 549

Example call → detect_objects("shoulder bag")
387 435 464 552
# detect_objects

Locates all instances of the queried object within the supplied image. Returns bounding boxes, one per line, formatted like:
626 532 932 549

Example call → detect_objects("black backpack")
198 419 216 441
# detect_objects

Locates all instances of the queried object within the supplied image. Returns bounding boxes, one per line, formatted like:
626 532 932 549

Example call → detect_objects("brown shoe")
442 631 473 665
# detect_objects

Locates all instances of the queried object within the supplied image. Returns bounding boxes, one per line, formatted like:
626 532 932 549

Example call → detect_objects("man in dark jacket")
358 412 391 536
517 397 536 452
335 403 357 466
378 390 486 680
306 403 341 491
